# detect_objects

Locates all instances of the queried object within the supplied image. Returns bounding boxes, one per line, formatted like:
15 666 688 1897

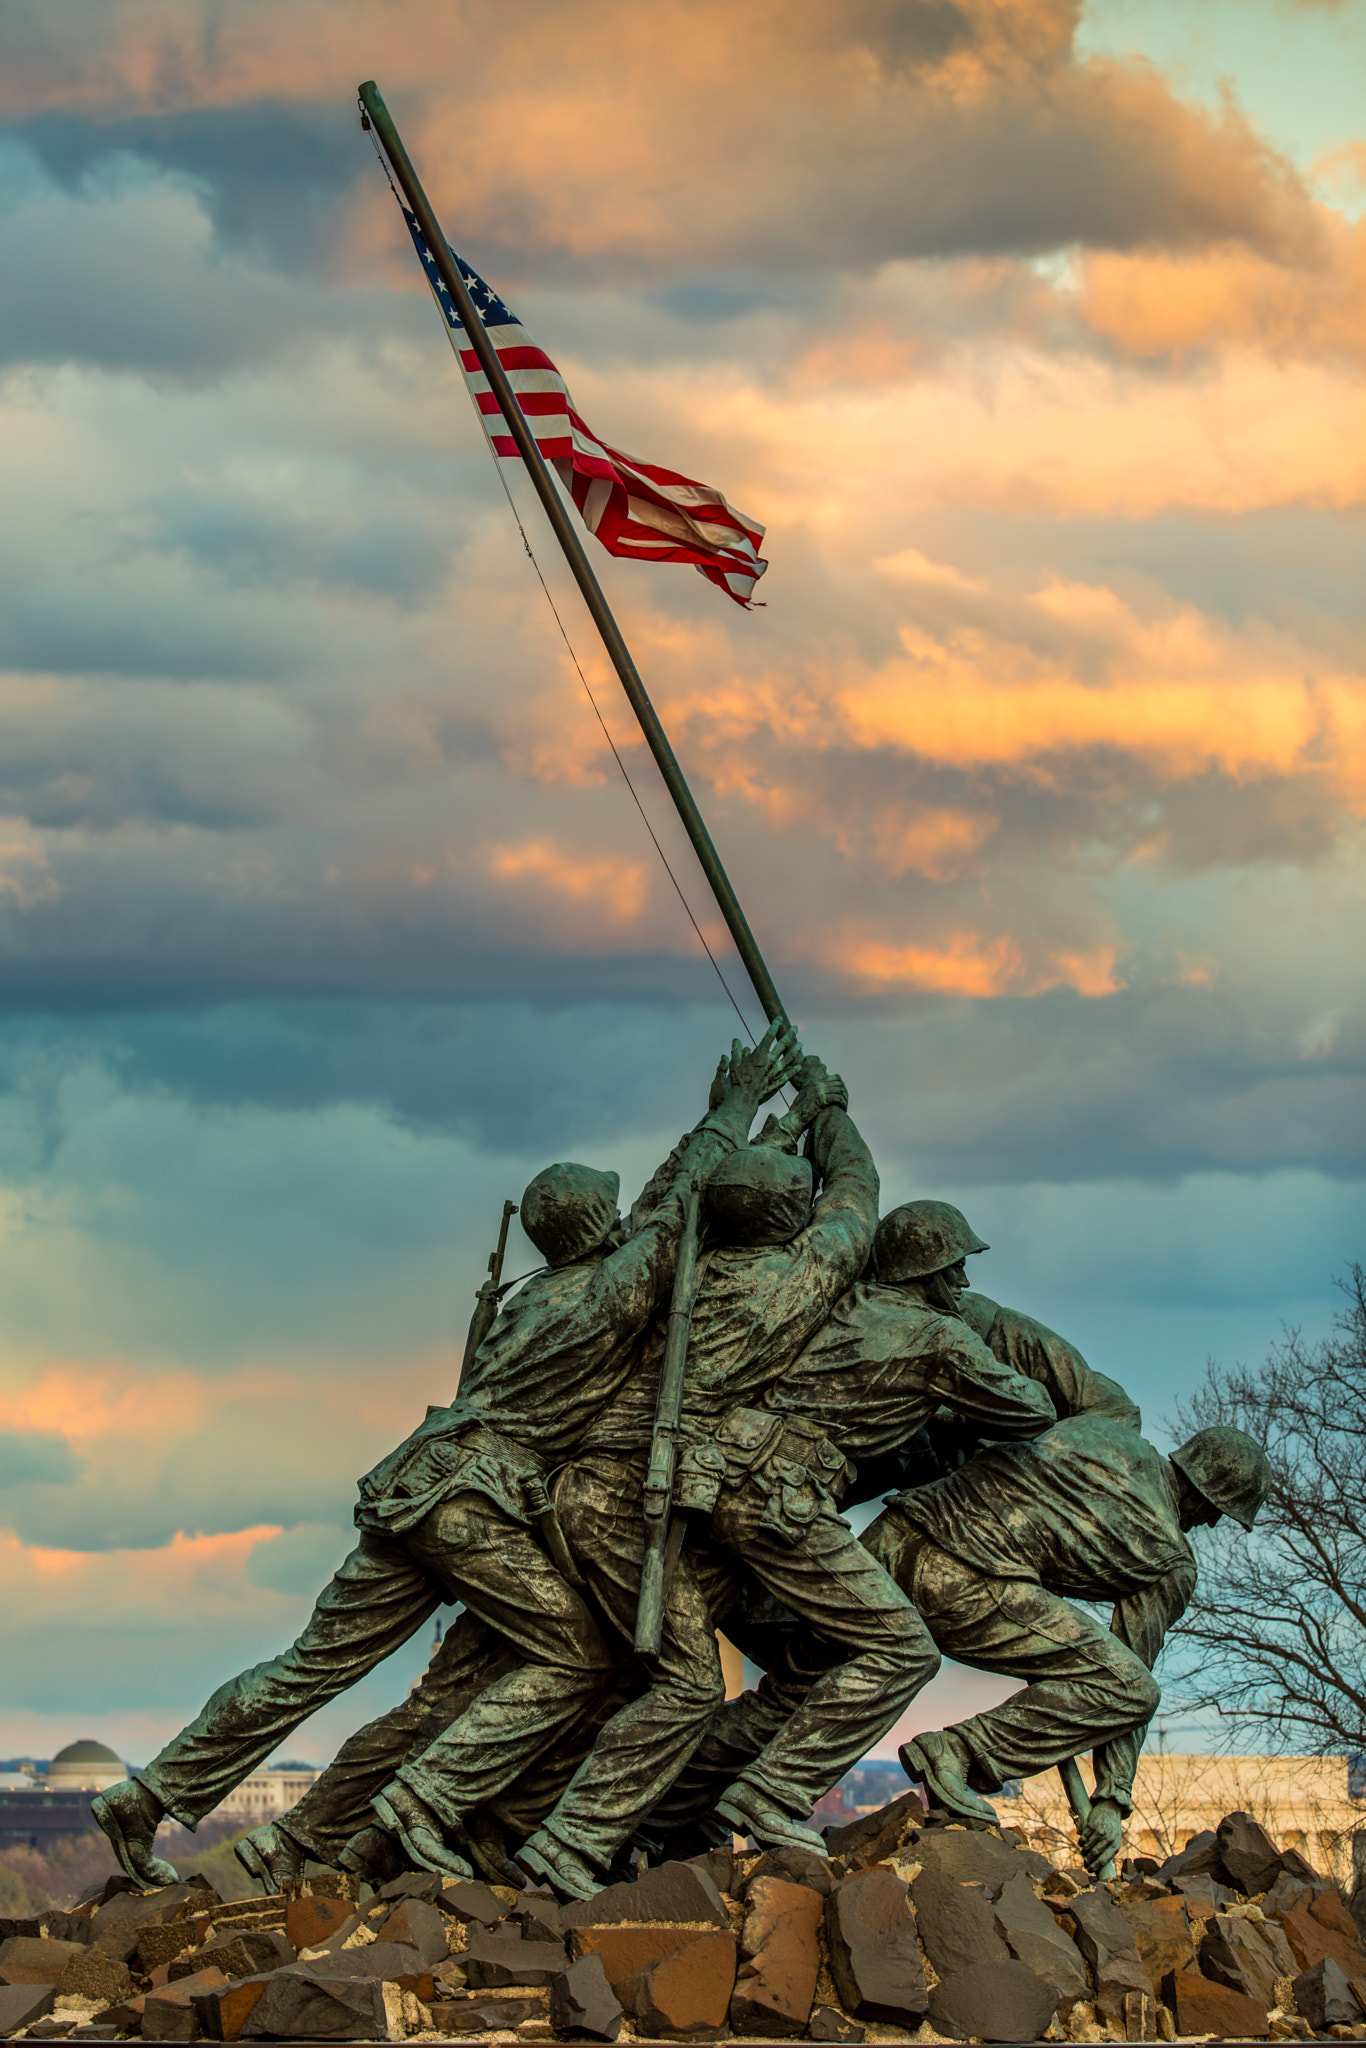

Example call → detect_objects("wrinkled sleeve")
804 1109 880 1306
1091 1558 1197 1809
598 1101 754 1328
931 1325 1057 1439
627 1086 755 1230
963 1293 1141 1429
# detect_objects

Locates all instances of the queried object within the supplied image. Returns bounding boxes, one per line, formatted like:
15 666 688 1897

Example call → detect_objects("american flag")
400 209 768 607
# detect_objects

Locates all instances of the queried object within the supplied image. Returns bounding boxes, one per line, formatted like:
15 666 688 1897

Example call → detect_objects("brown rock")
741 1847 840 1897
927 1959 1060 2043
190 1973 276 2042
168 1937 259 1983
55 1948 133 2004
376 1870 442 1904
549 1952 624 2040
137 1917 212 1972
821 1789 924 1869
0 1935 89 1984
688 1846 735 1898
373 1894 451 1967
281 1871 361 1903
1068 1888 1143 1970
1173 1871 1239 1918
912 1825 1052 1891
911 1865 1010 1977
1095 1952 1157 2020
41 1910 93 1944
303 1941 435 1996
0 1917 43 1942
1122 1893 1196 1981
1156 1831 1233 1889
143 1965 232 2041
618 1927 737 2039
570 1924 714 1992
239 1967 388 2040
1165 1963 1268 2038
513 1892 569 1943
729 1875 822 2038
992 1870 1089 2006
807 2006 864 2042
285 1891 356 1950
430 1992 546 2031
1278 1894 1366 1978
561 1860 730 1932
823 1867 927 2026
0 1982 56 2033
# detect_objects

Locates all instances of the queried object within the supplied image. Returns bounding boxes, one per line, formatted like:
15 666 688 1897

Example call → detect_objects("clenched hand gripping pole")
635 1180 704 1657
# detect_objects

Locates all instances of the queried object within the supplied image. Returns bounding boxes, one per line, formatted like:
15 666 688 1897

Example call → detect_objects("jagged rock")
0 1982 56 2032
1278 1888 1366 1978
1119 1893 1195 1981
910 1865 1010 1976
617 1927 737 2038
136 1917 212 1972
0 1917 42 1941
807 2006 864 2042
1067 1888 1144 1972
1155 1831 1233 1888
911 1824 1051 1891
190 1972 276 2042
55 1949 132 2004
992 1870 1089 2005
688 1846 735 1897
438 1878 512 1925
377 1870 443 1903
549 1951 624 2040
304 1941 435 1996
464 1928 566 1988
823 1867 927 2026
281 1872 360 1903
1217 1813 1286 1897
513 1891 569 1943
430 1992 548 2032
561 1859 730 1931
1094 1951 1157 2024
285 1892 356 1950
570 1923 717 1992
1200 1912 1293 2007
1164 1964 1268 2039
143 1965 232 2041
822 1790 924 1868
1293 1955 1362 2030
373 1894 450 1966
0 1935 89 1984
1172 1872 1238 1918
239 1967 388 2040
742 1846 840 1896
729 1874 822 2038
42 1910 93 1944
927 1958 1060 2043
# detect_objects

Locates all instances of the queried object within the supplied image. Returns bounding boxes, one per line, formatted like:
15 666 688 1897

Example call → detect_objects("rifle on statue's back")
461 1199 518 1375
634 1177 703 1658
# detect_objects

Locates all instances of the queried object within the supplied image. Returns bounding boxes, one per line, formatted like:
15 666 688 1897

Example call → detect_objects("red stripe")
477 390 572 419
460 343 563 375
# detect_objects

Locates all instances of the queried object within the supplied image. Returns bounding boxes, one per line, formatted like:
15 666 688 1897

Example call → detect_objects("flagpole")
358 80 787 1030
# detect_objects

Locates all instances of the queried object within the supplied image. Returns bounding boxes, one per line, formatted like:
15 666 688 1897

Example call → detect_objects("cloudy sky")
0 0 1361 1775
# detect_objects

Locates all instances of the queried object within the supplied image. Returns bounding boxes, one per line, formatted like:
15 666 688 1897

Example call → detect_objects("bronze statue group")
93 1026 1270 1901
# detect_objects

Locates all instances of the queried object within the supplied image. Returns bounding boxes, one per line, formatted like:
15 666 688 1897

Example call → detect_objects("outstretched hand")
726 1019 803 1105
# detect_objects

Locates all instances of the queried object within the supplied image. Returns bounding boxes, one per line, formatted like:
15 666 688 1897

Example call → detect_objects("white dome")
44 1740 127 1791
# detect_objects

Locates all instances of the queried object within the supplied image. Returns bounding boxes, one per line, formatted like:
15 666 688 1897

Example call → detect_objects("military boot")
900 1732 999 1825
234 1821 309 1894
714 1779 827 1857
372 1784 475 1882
515 1831 601 1902
338 1823 413 1885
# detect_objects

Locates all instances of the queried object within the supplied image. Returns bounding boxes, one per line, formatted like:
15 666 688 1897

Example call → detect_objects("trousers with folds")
531 1448 930 1872
861 1505 1161 1790
137 1493 612 1831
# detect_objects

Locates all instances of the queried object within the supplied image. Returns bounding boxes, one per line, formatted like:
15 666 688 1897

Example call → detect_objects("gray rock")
464 1929 566 1988
431 1992 548 2032
1171 1872 1239 1919
550 1951 624 2040
1293 1955 1362 2031
911 1825 1049 1893
742 1846 840 1896
241 1968 388 2040
1155 1830 1232 1889
807 2006 864 2042
303 1940 428 1982
561 1859 730 1931
377 1870 444 1903
1067 1888 1143 1970
514 1890 569 1943
372 1894 450 1966
1216 1811 1284 1897
823 1868 927 2026
927 1959 1060 2043
437 1878 511 1925
992 1870 1089 2005
1200 1911 1286 2007
910 1866 1010 1977
822 1790 924 1869
0 1982 56 2033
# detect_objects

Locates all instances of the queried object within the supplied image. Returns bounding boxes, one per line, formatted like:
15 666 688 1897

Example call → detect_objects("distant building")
207 1765 322 1822
0 1739 128 1848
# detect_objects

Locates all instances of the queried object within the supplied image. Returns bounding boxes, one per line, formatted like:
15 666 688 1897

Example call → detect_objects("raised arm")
960 1291 1141 1429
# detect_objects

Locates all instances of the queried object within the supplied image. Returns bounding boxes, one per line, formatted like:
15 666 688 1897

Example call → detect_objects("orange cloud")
0 1361 210 1443
490 839 648 923
822 928 1122 999
0 1525 286 1626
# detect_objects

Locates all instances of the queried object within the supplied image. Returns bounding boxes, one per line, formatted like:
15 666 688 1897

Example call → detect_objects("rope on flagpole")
365 123 762 1046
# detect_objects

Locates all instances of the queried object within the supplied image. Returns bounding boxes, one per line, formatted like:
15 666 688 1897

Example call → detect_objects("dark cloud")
0 1433 79 1488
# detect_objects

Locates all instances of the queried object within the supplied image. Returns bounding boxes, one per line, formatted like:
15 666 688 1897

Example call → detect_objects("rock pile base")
3 1804 1365 2042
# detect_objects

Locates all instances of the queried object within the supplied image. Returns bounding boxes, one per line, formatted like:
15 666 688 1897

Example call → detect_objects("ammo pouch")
676 1407 781 1517
699 1408 855 1548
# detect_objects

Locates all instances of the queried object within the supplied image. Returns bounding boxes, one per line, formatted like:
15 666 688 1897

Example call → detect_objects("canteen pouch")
755 1423 855 1547
675 1439 727 1515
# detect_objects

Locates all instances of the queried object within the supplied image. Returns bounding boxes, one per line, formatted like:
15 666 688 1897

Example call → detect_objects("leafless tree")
1168 1265 1366 1755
